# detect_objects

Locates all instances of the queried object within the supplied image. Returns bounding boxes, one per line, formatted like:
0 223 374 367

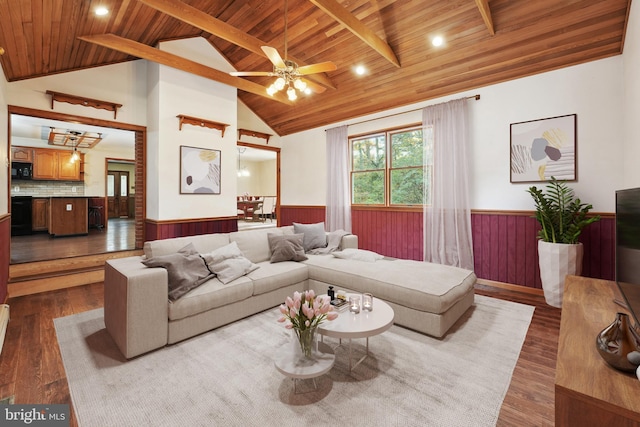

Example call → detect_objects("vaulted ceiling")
0 0 631 136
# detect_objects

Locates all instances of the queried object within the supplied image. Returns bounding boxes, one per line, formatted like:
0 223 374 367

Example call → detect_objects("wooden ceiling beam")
474 0 495 35
77 34 293 106
308 0 401 68
137 0 335 89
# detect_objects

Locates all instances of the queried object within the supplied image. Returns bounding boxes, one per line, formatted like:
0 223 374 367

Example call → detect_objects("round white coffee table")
274 342 335 393
318 294 394 371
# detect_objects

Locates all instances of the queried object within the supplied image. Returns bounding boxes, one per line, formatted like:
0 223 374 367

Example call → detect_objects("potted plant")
527 178 600 307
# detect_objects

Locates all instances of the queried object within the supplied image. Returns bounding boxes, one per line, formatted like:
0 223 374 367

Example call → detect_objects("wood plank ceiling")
0 0 631 136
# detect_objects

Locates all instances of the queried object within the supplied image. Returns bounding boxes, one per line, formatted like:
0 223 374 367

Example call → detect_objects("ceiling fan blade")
301 78 327 94
261 46 286 69
297 61 337 75
230 71 274 77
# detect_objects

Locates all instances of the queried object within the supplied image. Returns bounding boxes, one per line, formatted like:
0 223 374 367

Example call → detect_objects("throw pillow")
332 248 385 263
201 241 259 284
268 233 307 263
142 243 214 301
293 222 327 252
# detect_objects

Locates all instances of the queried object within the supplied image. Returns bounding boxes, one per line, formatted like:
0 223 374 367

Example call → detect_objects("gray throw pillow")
268 233 307 263
201 241 259 284
293 222 327 252
142 243 214 301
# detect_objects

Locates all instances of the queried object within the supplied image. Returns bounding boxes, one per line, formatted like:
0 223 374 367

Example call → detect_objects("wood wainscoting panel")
0 214 9 303
279 206 326 227
472 211 615 289
280 206 615 291
145 217 238 241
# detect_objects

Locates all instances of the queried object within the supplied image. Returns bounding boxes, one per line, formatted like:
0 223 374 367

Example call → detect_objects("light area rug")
54 295 534 427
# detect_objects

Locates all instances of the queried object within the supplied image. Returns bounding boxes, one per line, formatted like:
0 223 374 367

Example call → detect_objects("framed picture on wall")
510 114 577 183
180 145 221 194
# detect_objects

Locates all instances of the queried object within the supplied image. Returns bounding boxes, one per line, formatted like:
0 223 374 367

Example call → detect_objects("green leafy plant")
527 177 600 244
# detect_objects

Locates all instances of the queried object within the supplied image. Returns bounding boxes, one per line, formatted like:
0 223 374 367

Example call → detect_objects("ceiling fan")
230 0 337 100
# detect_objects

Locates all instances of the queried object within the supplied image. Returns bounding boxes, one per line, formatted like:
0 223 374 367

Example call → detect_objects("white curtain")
423 98 474 270
325 125 352 232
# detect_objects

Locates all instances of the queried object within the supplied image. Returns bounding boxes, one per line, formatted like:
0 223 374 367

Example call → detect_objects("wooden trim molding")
145 216 238 225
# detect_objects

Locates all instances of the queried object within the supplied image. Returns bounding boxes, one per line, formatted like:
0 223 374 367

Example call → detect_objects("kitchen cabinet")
11 146 33 162
32 198 49 231
33 150 57 180
33 148 83 181
57 151 81 180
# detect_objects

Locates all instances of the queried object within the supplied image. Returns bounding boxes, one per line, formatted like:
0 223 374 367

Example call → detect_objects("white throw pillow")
332 248 384 263
201 241 259 284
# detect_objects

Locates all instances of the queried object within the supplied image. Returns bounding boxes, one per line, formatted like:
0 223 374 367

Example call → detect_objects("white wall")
282 56 626 212
237 159 277 196
624 0 640 188
6 61 147 126
145 39 238 221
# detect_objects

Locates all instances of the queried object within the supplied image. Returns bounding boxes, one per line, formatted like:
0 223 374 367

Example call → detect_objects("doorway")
236 142 280 230
107 169 132 218
7 105 146 264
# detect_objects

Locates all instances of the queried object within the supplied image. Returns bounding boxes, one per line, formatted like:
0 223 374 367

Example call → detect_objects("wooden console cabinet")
556 275 640 426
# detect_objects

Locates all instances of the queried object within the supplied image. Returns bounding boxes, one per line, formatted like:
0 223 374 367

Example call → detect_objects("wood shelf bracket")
177 115 229 137
238 128 272 144
46 90 123 119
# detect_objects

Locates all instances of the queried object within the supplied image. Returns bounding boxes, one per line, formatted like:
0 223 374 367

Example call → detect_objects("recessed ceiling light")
432 35 444 47
95 7 109 16
355 65 366 75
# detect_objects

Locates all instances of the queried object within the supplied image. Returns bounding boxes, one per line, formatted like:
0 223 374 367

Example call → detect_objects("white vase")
538 240 583 308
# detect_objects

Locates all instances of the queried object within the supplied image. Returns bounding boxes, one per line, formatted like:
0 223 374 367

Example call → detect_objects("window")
350 125 431 206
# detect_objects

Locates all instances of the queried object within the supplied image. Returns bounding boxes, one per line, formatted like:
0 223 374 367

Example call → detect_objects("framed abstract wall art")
180 145 221 194
510 114 577 183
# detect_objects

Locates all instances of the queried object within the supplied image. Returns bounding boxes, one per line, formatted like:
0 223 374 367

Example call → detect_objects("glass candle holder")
363 293 373 311
349 295 361 314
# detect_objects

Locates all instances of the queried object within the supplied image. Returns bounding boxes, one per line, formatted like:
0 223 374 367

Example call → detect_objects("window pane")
352 171 384 204
352 135 386 171
391 129 423 168
120 175 128 197
107 175 115 197
390 167 424 205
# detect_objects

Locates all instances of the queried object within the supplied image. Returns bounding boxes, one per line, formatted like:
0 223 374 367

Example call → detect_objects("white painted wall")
236 159 277 196
624 0 640 188
282 56 626 212
6 61 148 126
145 39 238 221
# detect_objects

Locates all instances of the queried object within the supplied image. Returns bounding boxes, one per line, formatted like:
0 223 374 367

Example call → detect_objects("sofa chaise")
104 225 477 359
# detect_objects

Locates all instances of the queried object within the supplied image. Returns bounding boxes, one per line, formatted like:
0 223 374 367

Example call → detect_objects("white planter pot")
538 240 583 308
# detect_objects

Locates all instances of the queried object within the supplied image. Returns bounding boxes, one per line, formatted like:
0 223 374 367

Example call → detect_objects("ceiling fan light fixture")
266 85 277 96
287 87 297 101
293 78 307 91
274 77 286 91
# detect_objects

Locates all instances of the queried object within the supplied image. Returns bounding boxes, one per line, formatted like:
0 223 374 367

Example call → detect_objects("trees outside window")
350 125 431 207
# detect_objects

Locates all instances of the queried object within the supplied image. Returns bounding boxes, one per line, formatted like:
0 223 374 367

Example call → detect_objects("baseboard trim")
475 278 545 296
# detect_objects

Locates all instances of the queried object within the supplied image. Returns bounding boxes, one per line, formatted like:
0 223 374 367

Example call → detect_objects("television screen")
616 187 640 326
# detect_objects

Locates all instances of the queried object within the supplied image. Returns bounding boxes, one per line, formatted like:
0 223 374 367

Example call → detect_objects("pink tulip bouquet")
277 290 338 357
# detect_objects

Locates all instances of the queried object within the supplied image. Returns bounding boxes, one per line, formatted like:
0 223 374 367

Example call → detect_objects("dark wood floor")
10 219 136 264
0 281 560 427
10 219 274 264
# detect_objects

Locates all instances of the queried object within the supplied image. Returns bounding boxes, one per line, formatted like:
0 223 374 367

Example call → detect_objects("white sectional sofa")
104 226 477 359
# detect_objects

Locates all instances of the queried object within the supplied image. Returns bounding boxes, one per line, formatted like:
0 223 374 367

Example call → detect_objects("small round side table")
274 342 335 393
